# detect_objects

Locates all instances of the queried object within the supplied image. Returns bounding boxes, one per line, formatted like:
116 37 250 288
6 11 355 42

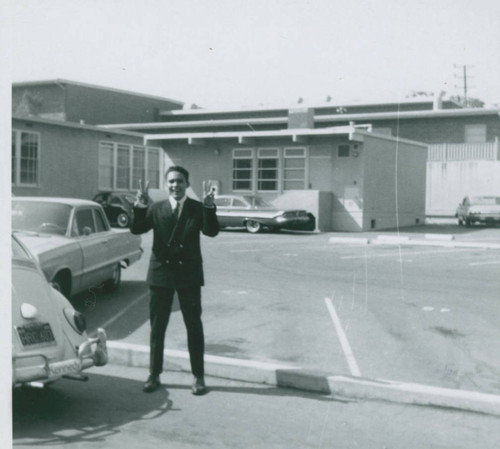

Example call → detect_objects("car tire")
104 264 121 292
245 220 262 233
52 272 71 298
116 213 130 228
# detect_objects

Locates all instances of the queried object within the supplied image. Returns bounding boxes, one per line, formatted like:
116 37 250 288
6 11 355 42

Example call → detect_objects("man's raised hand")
135 180 150 208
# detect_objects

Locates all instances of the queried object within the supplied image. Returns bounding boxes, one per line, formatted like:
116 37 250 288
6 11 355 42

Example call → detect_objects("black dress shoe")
191 376 207 396
143 375 160 393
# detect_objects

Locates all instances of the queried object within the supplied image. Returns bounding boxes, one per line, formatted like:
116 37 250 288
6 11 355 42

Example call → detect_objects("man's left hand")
203 190 215 208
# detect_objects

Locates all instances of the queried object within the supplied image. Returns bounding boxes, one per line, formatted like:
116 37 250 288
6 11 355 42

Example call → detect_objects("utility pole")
454 64 474 106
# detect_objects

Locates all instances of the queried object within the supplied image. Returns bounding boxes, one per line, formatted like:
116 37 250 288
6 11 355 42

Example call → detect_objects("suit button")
179 261 183 265
179 244 184 249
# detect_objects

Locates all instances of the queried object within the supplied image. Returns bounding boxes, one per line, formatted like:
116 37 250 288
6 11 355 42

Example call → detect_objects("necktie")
173 201 180 221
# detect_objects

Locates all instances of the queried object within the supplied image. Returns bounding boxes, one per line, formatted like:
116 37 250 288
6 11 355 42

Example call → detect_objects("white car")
12 197 143 298
456 196 500 227
12 234 108 387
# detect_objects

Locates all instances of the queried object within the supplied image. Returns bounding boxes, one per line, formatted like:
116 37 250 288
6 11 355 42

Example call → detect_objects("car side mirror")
82 226 92 236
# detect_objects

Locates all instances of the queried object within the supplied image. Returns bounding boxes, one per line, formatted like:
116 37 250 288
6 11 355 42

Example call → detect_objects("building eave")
12 114 145 138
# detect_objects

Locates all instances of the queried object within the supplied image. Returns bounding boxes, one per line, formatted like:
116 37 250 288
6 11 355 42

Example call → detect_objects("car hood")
14 232 72 258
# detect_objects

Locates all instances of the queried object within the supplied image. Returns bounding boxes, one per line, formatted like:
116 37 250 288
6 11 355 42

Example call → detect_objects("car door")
213 197 232 227
74 207 112 289
230 197 251 226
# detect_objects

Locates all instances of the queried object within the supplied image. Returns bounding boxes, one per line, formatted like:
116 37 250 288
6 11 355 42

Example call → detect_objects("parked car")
213 194 315 233
456 195 500 227
93 191 135 228
12 233 108 387
12 197 143 298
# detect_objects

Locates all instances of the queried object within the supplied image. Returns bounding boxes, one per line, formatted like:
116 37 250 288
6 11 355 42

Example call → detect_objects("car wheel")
52 272 71 298
104 264 121 292
245 220 262 233
116 213 130 228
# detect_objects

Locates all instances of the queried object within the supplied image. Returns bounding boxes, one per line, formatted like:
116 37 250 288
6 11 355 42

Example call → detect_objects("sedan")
213 194 315 233
12 234 108 387
456 195 500 227
12 197 142 298
93 191 135 228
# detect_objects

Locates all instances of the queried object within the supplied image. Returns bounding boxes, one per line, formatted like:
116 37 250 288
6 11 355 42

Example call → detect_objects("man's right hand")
135 180 150 208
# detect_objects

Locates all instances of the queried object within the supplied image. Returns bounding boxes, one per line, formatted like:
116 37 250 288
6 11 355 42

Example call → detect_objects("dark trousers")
149 286 204 378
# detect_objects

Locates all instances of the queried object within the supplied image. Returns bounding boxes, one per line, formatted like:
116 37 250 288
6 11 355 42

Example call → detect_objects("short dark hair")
165 166 189 183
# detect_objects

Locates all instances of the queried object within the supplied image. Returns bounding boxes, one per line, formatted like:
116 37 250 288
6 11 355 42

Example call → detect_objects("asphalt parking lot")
77 222 500 398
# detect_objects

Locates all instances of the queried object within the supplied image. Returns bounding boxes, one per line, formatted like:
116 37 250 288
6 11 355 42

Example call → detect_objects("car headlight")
63 308 87 334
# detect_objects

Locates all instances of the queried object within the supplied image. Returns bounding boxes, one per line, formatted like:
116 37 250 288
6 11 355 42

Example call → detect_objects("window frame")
98 141 162 191
232 148 255 192
12 129 41 187
283 147 308 190
464 124 487 143
257 147 280 192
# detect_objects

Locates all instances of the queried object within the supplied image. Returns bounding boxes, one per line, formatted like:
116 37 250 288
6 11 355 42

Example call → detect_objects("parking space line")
469 260 500 266
324 297 361 377
97 291 150 332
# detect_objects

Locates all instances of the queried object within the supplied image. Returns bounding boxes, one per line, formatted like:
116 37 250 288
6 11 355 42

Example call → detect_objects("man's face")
165 170 188 200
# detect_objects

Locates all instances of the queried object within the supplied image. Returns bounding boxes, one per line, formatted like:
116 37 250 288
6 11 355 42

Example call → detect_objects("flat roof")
143 125 428 148
12 114 145 138
12 79 184 106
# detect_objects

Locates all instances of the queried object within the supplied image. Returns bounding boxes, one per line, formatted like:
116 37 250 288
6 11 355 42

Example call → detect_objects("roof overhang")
144 126 366 145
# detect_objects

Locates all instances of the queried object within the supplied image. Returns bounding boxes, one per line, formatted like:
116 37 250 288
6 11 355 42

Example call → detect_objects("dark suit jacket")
130 197 219 288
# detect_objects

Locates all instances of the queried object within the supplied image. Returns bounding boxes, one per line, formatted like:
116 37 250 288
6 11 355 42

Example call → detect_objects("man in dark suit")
131 166 219 395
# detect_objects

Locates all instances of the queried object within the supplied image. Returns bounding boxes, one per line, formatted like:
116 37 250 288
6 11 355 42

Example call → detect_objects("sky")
4 0 500 109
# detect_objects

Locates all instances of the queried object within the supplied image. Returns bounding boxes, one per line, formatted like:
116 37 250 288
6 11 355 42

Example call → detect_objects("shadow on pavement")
12 374 173 445
13 372 345 445
70 281 151 339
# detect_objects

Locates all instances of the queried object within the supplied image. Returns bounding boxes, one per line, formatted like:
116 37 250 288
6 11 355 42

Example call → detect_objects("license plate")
48 359 82 377
17 323 56 346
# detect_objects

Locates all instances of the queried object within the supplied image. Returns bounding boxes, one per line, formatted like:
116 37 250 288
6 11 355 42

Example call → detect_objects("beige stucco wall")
362 134 427 230
426 160 500 215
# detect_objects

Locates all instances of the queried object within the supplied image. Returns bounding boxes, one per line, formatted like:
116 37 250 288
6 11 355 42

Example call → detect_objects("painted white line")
341 248 480 260
324 297 361 377
98 291 149 331
469 260 500 266
230 249 262 253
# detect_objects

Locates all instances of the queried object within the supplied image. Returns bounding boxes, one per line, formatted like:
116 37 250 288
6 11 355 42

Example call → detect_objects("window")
93 209 108 232
283 148 306 190
12 130 40 186
338 145 350 158
232 198 247 207
233 149 254 191
99 143 114 190
231 146 307 192
116 144 130 189
75 209 95 235
258 148 279 191
98 142 161 191
132 146 145 190
465 124 487 143
147 148 160 188
214 197 232 207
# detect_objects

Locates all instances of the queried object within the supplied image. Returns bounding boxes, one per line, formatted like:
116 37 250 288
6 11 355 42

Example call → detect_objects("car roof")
12 197 99 207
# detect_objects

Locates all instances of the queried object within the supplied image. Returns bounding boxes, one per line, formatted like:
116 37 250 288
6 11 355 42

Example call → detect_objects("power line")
454 64 475 106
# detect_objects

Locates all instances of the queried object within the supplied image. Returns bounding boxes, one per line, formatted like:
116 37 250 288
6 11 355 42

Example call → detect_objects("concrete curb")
329 235 500 249
107 341 500 416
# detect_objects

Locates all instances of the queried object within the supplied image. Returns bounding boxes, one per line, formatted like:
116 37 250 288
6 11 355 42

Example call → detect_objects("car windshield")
243 196 274 208
470 197 500 205
12 236 31 260
12 201 72 235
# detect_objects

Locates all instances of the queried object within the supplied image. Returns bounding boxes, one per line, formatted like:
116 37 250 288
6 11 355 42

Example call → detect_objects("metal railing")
428 141 499 161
